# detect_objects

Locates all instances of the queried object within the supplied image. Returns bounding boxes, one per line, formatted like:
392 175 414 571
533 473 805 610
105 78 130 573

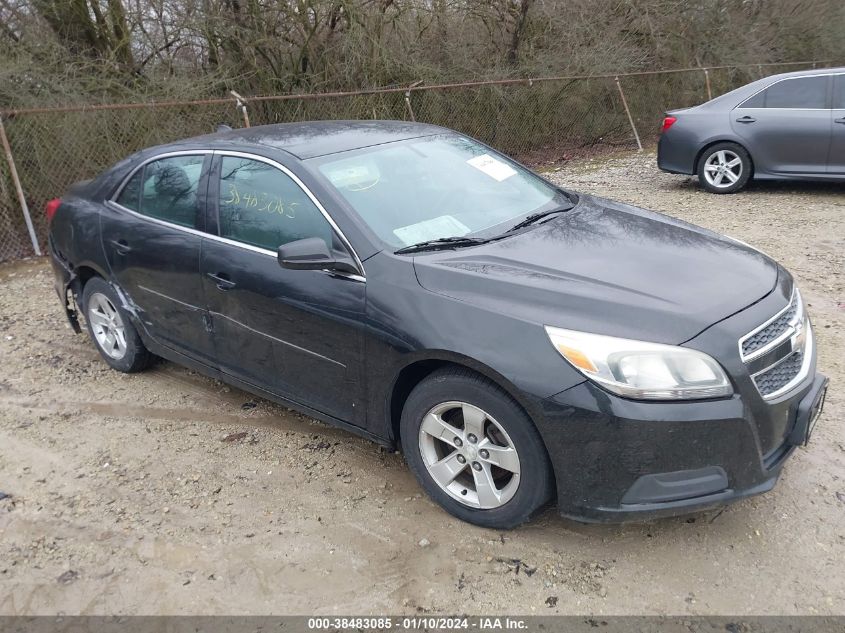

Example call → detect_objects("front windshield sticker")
323 159 381 190
466 154 517 182
393 215 471 246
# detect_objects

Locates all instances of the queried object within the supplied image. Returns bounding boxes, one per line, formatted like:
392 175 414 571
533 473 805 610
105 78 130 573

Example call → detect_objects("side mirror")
277 237 358 275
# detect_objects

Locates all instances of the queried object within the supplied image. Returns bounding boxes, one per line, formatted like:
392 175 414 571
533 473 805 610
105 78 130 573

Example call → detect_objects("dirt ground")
0 151 843 616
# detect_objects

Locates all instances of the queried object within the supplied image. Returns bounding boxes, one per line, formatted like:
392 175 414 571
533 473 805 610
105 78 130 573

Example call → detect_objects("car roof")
695 66 845 110
765 65 845 79
175 120 451 160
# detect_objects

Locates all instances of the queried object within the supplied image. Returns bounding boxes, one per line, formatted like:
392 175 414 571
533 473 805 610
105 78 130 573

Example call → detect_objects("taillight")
661 116 677 133
45 198 61 223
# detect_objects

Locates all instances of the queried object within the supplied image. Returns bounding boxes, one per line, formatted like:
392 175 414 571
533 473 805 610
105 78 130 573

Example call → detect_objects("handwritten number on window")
223 184 240 205
223 184 297 218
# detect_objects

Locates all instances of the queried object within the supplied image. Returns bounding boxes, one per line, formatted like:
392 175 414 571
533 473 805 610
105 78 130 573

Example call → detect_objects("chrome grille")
741 300 798 357
740 288 811 400
754 351 804 397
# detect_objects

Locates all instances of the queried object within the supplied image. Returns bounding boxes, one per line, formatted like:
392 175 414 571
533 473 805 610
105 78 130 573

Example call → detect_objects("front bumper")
532 370 827 523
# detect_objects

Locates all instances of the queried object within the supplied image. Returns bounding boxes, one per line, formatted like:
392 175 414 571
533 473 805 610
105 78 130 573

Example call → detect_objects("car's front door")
829 74 845 174
102 152 217 365
731 75 832 175
201 152 367 425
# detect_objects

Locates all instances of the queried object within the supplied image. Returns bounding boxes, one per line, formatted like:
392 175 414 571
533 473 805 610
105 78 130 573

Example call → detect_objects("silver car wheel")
703 149 743 188
87 292 128 360
418 401 521 509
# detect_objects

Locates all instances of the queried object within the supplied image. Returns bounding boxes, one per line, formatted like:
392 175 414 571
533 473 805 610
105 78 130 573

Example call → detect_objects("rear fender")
48 238 82 334
60 281 82 334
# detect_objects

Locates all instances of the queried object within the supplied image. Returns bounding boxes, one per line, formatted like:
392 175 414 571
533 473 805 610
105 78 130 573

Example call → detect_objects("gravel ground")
0 151 843 616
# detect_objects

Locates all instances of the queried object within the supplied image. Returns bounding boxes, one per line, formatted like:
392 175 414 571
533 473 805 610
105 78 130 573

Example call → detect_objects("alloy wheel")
703 149 743 189
87 292 128 360
418 401 521 509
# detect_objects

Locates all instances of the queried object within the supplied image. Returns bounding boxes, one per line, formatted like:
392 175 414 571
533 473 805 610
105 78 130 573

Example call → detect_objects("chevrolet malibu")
47 121 828 528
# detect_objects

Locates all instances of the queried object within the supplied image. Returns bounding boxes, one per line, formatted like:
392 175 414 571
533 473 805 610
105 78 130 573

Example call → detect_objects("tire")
81 277 153 373
400 367 554 529
697 142 752 194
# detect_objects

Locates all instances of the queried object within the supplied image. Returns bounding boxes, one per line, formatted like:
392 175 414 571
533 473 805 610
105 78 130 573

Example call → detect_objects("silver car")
657 67 845 193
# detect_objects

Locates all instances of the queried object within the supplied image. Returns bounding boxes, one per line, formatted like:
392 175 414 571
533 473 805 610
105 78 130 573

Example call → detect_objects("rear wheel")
400 368 554 528
697 142 751 194
82 277 152 373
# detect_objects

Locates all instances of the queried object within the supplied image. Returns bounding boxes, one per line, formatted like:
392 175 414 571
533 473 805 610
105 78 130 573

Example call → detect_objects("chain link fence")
0 60 830 263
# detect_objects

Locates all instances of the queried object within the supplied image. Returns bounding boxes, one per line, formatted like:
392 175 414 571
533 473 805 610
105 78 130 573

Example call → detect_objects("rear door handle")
109 239 131 255
835 117 845 124
736 115 756 123
207 272 236 291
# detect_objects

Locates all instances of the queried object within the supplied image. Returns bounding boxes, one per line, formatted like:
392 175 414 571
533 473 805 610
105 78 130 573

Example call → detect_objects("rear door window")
136 155 206 228
116 170 142 211
738 90 765 108
743 76 829 109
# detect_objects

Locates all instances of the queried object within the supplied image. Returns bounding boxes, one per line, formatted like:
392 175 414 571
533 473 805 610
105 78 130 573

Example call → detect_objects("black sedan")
658 67 845 193
47 121 827 527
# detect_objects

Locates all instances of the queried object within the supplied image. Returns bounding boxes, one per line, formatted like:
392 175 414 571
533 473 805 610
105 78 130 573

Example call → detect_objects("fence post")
0 116 41 257
404 90 416 122
404 81 422 122
614 76 642 152
703 68 713 101
230 91 250 128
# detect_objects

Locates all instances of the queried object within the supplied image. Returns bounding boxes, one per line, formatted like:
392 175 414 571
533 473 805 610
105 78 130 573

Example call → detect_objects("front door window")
218 157 333 251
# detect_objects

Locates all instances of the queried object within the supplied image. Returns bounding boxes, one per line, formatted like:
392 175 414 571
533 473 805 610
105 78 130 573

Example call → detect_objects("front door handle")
736 115 756 123
835 117 845 124
109 239 131 255
207 272 236 291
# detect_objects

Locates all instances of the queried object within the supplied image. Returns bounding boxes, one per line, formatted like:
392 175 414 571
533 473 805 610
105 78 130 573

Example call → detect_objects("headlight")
544 326 733 400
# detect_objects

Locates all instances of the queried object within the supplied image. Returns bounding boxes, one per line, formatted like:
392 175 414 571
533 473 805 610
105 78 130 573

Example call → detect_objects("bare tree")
0 0 843 109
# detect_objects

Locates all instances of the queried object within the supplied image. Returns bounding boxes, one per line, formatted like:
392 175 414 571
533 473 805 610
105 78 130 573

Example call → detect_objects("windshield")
308 135 572 249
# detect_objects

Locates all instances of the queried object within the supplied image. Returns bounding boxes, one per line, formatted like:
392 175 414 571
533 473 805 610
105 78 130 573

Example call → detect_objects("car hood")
412 194 779 344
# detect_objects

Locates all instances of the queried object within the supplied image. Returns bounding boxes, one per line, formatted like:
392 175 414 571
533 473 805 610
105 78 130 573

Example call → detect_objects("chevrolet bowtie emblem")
791 319 806 353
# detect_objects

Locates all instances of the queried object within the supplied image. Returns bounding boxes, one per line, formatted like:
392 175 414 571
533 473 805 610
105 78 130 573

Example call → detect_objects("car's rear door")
829 73 845 174
201 151 367 425
731 75 832 175
102 151 216 365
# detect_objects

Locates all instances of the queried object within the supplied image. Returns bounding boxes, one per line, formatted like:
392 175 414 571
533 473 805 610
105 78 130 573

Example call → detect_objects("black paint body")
48 121 826 522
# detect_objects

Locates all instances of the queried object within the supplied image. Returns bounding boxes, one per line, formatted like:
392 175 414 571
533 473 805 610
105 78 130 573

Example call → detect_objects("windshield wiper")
394 204 575 254
506 205 574 233
394 236 490 255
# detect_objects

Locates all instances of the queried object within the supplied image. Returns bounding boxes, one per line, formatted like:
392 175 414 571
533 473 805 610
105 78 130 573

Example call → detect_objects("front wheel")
400 368 554 529
697 142 752 194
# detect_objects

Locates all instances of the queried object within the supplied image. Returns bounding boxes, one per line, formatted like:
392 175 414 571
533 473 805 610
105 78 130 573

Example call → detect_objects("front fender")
361 251 585 441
